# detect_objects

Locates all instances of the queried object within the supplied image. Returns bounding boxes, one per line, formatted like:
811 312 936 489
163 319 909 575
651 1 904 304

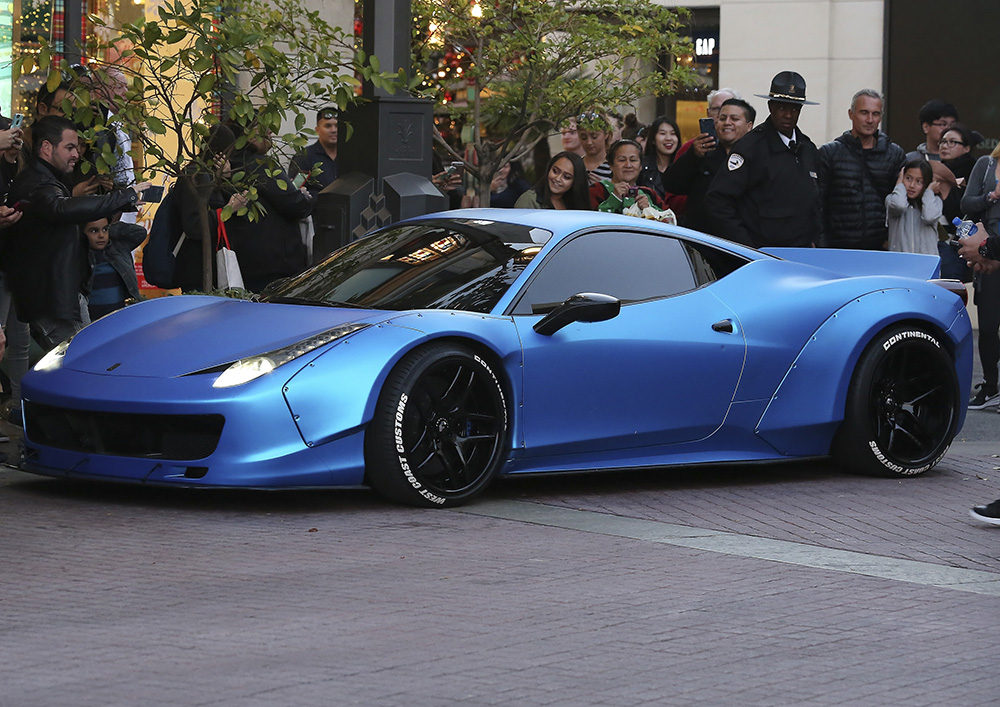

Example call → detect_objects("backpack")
142 187 186 289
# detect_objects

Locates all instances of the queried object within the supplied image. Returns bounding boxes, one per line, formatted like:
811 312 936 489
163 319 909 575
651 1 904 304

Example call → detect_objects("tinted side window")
684 241 747 286
512 231 699 314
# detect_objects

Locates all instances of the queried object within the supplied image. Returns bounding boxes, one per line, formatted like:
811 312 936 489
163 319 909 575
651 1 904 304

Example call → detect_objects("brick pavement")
0 418 997 706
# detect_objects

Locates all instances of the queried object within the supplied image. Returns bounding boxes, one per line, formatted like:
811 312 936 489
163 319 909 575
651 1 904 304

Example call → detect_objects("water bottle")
953 217 978 239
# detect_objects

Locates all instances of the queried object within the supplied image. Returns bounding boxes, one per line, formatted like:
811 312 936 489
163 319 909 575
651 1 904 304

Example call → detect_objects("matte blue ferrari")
20 209 972 507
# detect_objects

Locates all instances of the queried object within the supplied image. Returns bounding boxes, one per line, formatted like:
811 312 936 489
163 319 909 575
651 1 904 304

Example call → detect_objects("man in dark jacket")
288 107 340 197
2 115 143 348
818 89 906 250
663 98 755 234
706 71 821 248
225 124 314 292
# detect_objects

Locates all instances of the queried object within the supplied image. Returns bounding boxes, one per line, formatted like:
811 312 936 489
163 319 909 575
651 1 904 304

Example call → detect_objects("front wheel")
834 326 959 477
365 343 509 507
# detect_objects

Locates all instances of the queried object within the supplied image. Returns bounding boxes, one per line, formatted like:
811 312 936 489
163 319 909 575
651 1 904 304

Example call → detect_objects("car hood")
61 296 387 378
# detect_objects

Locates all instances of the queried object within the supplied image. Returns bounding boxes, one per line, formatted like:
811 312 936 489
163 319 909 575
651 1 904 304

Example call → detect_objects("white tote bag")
215 210 245 290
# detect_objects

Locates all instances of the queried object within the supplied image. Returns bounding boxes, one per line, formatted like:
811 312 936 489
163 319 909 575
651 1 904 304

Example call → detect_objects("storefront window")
658 7 720 143
5 0 144 118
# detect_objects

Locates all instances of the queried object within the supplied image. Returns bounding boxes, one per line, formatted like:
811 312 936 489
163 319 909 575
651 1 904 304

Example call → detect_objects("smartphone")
447 161 464 177
11 113 23 130
141 186 164 203
699 117 717 140
292 172 306 189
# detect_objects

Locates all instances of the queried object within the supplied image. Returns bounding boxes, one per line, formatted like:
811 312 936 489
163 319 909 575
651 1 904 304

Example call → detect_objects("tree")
14 0 400 290
412 0 696 206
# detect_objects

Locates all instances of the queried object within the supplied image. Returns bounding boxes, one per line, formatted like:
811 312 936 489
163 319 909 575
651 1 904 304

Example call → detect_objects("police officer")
706 71 821 248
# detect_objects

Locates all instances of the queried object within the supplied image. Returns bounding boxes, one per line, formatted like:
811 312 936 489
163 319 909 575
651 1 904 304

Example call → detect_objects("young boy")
83 216 146 320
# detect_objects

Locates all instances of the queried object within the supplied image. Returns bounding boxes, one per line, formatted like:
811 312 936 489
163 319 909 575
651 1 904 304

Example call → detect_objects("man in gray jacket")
817 89 906 250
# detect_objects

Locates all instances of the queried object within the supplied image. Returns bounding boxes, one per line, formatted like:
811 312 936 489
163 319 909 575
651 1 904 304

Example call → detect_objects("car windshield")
262 218 549 314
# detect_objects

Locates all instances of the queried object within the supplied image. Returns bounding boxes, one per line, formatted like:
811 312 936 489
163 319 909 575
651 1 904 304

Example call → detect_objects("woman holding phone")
637 116 685 214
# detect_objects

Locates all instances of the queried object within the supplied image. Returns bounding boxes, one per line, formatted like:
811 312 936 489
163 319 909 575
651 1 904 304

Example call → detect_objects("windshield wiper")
265 296 370 309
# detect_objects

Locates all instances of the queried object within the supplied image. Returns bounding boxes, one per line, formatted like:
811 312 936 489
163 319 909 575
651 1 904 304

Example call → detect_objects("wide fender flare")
755 288 972 456
282 313 522 450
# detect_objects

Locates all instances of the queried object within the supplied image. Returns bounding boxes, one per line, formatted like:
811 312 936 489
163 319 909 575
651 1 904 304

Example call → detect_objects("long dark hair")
536 151 589 210
643 116 682 162
902 158 933 204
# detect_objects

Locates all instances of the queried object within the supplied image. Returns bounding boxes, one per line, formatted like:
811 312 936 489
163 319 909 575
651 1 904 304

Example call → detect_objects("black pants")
976 269 1000 388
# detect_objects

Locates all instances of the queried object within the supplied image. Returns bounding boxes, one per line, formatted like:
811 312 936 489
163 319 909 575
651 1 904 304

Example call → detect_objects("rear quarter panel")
706 259 971 457
754 287 971 456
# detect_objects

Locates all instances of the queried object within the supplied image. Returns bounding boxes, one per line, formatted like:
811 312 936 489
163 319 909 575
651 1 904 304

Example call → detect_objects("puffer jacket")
818 131 905 249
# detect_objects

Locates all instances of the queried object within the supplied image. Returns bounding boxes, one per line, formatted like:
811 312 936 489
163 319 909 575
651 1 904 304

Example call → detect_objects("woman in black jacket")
938 123 980 281
221 124 314 292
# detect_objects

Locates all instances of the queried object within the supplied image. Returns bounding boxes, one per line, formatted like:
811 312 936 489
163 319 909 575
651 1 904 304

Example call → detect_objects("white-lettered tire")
834 325 959 477
365 343 509 507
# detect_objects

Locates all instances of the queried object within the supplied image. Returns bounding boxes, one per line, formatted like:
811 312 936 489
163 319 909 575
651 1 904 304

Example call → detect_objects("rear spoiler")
760 247 941 281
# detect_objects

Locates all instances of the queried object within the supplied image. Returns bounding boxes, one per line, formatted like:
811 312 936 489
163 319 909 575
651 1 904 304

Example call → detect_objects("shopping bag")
215 209 245 290
299 216 315 265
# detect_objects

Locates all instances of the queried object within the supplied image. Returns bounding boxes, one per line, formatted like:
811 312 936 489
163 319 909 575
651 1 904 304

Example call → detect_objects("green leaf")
146 116 167 135
192 55 214 73
195 73 216 96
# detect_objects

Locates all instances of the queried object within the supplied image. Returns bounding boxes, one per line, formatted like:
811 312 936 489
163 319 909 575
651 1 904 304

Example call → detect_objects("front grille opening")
24 402 224 461
184 466 209 479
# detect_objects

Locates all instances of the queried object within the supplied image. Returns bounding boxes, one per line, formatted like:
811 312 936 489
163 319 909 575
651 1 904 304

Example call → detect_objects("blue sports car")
21 210 972 507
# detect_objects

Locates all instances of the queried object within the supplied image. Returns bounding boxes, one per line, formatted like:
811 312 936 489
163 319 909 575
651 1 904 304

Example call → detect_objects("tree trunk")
199 197 213 292
177 173 217 292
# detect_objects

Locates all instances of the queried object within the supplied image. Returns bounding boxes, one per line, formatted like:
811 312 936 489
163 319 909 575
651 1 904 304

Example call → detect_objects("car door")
510 228 747 458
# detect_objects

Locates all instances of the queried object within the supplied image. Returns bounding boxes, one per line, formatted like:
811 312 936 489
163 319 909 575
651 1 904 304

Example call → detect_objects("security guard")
706 71 821 248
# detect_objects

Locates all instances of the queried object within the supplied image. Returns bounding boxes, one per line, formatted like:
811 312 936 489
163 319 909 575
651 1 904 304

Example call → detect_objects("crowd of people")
0 69 998 521
0 85 331 457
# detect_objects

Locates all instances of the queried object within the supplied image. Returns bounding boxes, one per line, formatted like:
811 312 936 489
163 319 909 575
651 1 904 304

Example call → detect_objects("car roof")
407 208 767 259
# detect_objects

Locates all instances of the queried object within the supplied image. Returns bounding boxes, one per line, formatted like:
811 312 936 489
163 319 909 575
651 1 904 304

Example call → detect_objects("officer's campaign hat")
754 71 819 105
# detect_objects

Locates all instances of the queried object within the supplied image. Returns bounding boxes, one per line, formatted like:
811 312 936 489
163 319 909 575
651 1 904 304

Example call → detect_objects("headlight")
34 340 72 372
213 323 369 388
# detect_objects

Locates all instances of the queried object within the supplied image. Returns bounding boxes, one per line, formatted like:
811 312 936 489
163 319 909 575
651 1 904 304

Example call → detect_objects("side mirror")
532 292 621 336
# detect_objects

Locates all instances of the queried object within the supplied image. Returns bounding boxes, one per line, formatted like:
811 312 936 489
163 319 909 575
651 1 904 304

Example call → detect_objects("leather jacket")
2 158 139 322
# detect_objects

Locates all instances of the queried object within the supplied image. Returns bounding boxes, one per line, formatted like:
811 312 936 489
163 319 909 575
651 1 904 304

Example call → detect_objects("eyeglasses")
318 111 337 120
939 138 965 147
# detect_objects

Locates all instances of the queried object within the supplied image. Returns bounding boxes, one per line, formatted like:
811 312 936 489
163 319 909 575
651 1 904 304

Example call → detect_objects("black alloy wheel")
366 343 509 507
834 325 959 477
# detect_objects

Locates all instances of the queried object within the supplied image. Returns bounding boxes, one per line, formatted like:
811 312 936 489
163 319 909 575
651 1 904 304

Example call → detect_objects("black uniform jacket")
705 118 821 248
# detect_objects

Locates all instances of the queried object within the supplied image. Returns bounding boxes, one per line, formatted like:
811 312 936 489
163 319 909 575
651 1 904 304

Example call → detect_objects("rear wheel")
365 343 509 507
834 326 959 477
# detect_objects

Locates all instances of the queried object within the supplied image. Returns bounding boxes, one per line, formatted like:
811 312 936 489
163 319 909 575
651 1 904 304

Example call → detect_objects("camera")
626 187 638 198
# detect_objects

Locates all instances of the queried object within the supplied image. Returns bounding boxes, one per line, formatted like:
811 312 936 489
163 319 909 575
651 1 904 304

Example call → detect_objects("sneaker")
970 500 1000 526
968 382 1000 410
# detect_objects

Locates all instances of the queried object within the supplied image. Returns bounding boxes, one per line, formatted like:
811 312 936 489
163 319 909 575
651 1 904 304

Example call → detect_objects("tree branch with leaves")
14 0 401 290
412 0 695 206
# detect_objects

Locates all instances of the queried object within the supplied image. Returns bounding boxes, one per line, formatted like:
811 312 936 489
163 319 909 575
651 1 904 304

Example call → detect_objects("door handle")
712 319 734 333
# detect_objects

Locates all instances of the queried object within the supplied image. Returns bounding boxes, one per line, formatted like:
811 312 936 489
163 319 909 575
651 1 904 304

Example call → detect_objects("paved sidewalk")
1 413 997 706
